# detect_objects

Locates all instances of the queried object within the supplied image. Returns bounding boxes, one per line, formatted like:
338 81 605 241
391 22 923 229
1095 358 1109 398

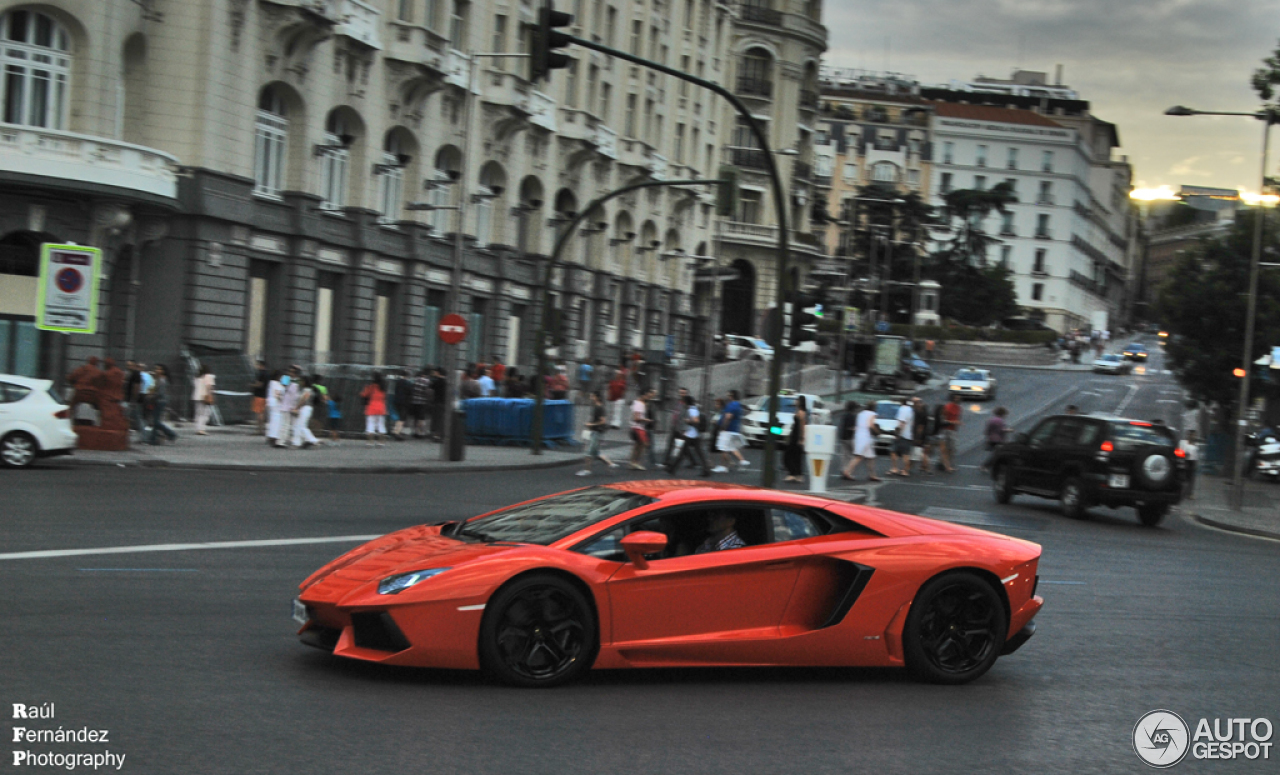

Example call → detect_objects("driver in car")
694 510 746 554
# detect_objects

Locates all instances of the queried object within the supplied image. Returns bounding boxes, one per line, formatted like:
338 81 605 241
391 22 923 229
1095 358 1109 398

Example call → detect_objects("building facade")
0 0 826 385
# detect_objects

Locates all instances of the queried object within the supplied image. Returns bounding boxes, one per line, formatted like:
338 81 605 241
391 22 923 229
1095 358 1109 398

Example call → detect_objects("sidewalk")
1184 474 1280 540
59 423 583 474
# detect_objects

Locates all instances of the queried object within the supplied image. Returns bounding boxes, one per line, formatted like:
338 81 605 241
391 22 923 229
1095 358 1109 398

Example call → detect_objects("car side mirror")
621 531 668 570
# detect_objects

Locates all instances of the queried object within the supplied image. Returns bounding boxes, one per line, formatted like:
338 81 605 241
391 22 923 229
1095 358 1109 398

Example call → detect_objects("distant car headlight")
378 567 451 595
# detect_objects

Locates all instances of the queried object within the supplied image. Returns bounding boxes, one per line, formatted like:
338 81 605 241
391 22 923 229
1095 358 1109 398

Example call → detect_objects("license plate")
292 598 309 625
1109 474 1129 489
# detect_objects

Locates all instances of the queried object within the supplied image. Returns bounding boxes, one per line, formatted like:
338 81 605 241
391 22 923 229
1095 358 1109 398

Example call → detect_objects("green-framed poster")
36 243 101 334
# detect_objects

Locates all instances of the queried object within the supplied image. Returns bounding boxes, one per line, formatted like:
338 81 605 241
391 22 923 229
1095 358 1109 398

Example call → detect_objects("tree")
932 182 1018 268
933 263 1020 327
1154 209 1280 407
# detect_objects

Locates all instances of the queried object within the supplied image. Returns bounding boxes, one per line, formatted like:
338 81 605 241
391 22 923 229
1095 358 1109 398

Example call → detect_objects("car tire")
993 465 1014 504
904 571 1007 685
1061 477 1089 519
479 573 597 688
1137 503 1169 527
1 431 38 468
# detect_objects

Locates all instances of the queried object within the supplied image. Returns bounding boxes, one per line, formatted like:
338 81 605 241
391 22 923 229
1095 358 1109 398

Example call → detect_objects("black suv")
989 415 1186 526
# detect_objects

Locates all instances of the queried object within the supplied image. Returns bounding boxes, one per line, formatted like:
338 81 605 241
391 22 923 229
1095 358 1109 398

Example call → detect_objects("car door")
1042 418 1086 488
603 505 806 649
1018 418 1061 491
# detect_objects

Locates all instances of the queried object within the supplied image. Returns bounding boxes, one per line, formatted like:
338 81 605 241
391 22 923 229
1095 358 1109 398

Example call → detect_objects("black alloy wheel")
993 465 1014 504
480 574 597 687
1 432 38 468
1061 477 1089 519
904 572 1007 684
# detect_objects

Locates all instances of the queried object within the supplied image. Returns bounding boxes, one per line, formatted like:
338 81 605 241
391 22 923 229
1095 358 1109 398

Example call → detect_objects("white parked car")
0 375 78 468
722 334 774 362
870 399 904 452
948 368 998 401
740 391 831 447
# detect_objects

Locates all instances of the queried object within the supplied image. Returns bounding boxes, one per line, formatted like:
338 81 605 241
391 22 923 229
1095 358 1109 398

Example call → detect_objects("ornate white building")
0 0 826 385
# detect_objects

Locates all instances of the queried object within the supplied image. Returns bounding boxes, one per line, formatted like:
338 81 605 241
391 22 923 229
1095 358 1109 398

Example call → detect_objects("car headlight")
378 567 451 595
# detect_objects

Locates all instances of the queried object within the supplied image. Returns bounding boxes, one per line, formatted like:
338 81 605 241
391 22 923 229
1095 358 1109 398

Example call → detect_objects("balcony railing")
734 76 773 98
1035 230 1053 240
0 125 179 201
728 146 769 170
1037 195 1056 205
740 4 783 24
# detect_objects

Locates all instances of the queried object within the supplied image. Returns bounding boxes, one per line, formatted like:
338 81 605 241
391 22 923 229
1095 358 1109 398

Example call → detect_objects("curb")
1190 512 1280 541
55 453 584 475
929 359 1095 372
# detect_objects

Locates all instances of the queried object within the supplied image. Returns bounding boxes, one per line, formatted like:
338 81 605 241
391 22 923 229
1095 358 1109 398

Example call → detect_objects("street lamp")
1164 104 1278 510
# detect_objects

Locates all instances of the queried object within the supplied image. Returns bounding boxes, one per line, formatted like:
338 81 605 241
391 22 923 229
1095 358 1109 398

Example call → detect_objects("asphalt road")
3 338 1277 774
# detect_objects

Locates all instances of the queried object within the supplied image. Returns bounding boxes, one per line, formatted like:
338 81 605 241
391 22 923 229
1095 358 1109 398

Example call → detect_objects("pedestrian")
712 390 749 473
938 395 961 473
607 371 627 428
145 364 178 445
889 396 914 476
191 363 216 435
628 388 653 470
490 356 506 384
644 390 659 469
783 395 808 482
410 369 433 438
548 365 569 400
503 367 524 398
430 367 447 438
1180 430 1200 500
708 397 726 458
910 397 933 475
576 360 594 403
391 371 413 440
664 387 690 466
477 367 496 397
278 366 300 447
309 373 330 441
250 358 268 435
577 392 619 475
979 406 1011 473
360 372 388 446
668 394 710 477
460 367 482 400
837 400 858 473
843 401 882 482
127 361 151 434
325 386 343 443
265 370 286 446
290 376 320 449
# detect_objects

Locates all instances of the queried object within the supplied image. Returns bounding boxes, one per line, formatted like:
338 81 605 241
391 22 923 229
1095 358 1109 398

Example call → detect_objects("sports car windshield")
462 487 653 544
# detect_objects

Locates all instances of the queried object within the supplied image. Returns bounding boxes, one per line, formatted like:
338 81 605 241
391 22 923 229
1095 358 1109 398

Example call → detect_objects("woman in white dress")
290 376 320 449
842 402 883 482
191 364 216 435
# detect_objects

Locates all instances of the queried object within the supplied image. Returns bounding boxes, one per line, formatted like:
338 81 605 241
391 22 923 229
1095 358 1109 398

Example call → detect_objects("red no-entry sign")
437 313 468 345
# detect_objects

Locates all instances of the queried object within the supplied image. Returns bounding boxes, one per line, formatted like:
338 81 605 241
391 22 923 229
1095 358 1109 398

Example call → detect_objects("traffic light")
530 3 574 83
788 293 819 348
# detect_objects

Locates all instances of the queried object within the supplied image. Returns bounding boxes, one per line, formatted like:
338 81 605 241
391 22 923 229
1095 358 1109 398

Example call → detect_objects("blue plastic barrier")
462 398 577 447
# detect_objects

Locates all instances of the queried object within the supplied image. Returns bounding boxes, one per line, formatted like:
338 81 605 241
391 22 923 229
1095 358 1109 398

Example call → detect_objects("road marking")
1115 383 1141 416
77 568 200 572
0 535 382 561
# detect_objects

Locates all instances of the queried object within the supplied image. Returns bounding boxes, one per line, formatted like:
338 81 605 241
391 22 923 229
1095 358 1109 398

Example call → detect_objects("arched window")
254 88 288 197
1 9 71 129
872 161 898 183
319 112 351 210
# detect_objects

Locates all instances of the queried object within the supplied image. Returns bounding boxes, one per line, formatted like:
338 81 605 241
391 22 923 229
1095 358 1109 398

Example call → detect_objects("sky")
823 0 1280 193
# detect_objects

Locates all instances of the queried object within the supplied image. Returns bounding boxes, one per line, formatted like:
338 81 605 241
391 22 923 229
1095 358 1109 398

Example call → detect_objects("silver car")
948 368 997 401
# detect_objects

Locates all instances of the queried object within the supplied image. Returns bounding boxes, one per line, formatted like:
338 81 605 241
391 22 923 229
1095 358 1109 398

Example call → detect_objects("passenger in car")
694 510 747 554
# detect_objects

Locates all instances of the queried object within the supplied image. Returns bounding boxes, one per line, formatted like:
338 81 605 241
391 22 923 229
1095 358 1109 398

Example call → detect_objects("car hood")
300 526 527 589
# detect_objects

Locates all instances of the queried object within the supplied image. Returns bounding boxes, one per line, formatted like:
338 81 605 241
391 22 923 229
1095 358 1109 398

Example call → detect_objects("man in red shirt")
938 397 962 473
490 357 506 383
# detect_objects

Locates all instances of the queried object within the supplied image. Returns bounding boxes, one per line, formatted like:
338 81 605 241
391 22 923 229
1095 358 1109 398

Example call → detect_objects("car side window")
770 508 827 542
0 383 31 403
1049 418 1083 446
1076 422 1101 447
1029 419 1058 446
578 527 627 562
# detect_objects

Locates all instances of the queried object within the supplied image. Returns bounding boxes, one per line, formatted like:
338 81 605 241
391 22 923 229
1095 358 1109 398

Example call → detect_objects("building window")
599 82 610 122
940 171 952 194
1007 147 1018 170
1033 248 1046 273
738 190 761 224
974 175 986 191
492 15 506 68
1036 213 1051 239
1042 150 1054 172
943 141 954 164
624 92 637 136
873 162 898 183
1031 282 1044 301
1 10 71 129
424 0 438 27
843 161 858 183
630 20 642 55
398 0 414 21
1000 212 1014 235
376 134 406 224
564 59 578 107
606 6 617 46
674 123 685 163
1038 180 1053 204
319 113 351 210
1000 244 1012 268
450 0 468 49
254 89 288 198
907 168 920 188
1004 178 1016 193
976 144 987 167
